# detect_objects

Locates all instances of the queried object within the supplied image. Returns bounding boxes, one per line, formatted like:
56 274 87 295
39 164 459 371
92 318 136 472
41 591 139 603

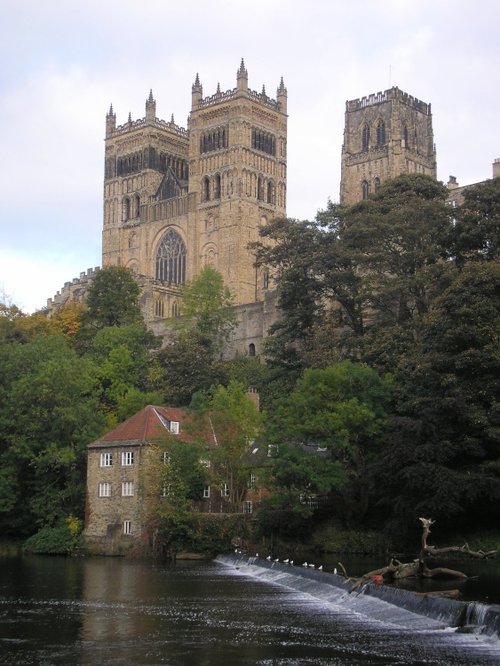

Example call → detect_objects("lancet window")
155 229 187 284
376 120 386 146
362 180 370 200
361 124 370 151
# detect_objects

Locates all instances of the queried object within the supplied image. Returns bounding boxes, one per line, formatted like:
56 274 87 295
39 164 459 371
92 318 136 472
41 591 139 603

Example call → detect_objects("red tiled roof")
89 405 214 447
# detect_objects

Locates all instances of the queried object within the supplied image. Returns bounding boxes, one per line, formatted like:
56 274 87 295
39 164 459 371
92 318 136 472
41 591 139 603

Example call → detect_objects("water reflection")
1 554 500 665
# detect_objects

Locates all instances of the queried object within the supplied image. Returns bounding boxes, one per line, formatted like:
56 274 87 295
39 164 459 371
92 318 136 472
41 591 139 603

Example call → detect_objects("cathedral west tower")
340 87 436 205
102 60 287 323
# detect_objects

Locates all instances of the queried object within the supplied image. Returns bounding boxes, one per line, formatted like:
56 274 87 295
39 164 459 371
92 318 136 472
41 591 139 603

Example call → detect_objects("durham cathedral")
47 59 440 356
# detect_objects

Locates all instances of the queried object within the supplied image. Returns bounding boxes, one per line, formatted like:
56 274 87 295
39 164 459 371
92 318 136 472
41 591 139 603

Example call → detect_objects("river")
1 553 500 665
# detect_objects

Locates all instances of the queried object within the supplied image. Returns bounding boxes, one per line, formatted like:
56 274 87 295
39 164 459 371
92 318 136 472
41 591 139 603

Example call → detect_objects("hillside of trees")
1 174 499 554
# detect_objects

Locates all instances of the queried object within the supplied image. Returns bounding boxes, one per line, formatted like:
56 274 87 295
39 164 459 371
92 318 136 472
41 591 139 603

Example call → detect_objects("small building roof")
88 405 214 449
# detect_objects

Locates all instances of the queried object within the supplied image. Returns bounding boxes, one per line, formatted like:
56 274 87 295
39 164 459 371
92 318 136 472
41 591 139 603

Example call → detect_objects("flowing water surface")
1 553 499 665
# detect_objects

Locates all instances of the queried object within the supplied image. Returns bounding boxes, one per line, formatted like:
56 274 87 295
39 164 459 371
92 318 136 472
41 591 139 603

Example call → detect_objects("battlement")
110 116 188 139
198 86 279 111
46 266 101 313
347 86 431 115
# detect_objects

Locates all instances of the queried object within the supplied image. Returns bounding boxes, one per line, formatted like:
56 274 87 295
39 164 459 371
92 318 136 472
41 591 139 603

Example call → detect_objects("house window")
170 421 179 434
243 500 253 514
98 482 111 497
122 482 134 496
267 444 277 457
221 483 230 497
121 451 134 466
203 485 211 498
248 343 256 357
162 451 170 464
248 473 256 488
161 484 170 497
100 452 112 467
200 459 211 468
123 520 132 535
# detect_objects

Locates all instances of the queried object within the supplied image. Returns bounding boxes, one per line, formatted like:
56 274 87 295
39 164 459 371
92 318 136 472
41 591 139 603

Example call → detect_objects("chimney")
447 175 459 189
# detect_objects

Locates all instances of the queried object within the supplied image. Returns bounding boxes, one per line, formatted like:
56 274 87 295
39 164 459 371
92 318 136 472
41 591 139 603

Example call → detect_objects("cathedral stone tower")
102 60 287 324
340 87 436 205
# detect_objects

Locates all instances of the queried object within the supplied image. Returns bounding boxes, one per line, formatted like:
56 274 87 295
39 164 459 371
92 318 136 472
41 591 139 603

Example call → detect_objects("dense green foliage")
1 176 499 552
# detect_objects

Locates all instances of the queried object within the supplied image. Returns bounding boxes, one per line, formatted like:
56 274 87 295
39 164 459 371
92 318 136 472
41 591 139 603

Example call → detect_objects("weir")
216 553 500 638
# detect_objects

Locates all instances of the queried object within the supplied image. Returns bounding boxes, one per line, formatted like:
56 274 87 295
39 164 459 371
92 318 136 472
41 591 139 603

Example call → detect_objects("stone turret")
106 104 116 137
277 77 287 114
236 58 248 93
191 73 203 110
145 89 156 122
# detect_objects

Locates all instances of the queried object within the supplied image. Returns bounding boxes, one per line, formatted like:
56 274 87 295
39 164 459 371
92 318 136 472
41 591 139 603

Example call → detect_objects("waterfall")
216 553 500 638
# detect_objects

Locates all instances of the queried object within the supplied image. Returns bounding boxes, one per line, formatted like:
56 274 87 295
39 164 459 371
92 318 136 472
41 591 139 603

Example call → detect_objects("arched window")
172 301 179 317
122 197 131 221
263 268 269 290
267 181 273 204
248 343 256 357
403 124 409 148
374 177 381 192
202 176 210 202
155 229 187 284
214 174 221 200
361 124 370 151
133 194 140 218
155 299 164 318
376 120 386 146
257 177 264 201
362 180 370 200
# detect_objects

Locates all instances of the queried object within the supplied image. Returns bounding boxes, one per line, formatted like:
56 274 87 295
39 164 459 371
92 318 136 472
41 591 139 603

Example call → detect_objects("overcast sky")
1 0 499 313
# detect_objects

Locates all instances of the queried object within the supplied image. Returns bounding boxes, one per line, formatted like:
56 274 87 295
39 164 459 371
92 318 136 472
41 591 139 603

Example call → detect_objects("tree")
340 174 451 328
0 335 105 534
206 381 263 508
84 266 142 328
270 361 392 525
156 329 228 407
178 266 236 349
88 323 161 422
451 177 500 265
375 262 500 538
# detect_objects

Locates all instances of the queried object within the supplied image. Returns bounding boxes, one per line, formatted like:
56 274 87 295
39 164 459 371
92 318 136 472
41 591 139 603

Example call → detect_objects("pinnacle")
238 58 247 75
147 89 154 103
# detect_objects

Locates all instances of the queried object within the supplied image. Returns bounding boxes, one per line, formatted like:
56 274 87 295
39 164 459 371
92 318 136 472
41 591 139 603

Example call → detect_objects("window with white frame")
123 520 132 535
122 482 134 496
221 483 230 497
100 452 112 467
170 421 179 434
243 500 253 514
248 473 256 488
121 451 134 466
162 451 170 464
267 444 277 457
98 482 111 497
203 485 211 498
200 458 211 468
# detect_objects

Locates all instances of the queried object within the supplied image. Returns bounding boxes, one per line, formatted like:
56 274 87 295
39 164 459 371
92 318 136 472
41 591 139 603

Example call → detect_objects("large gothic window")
155 229 187 284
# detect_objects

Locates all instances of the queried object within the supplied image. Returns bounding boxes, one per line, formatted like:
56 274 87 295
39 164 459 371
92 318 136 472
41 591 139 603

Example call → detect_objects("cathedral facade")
100 60 286 353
